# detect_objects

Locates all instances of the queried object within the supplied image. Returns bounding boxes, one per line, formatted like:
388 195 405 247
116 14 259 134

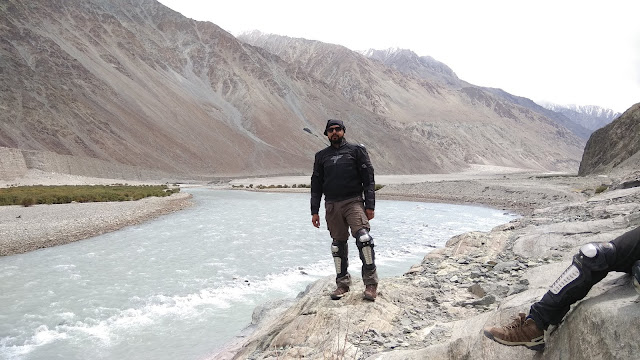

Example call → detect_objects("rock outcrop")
216 173 640 360
579 103 640 176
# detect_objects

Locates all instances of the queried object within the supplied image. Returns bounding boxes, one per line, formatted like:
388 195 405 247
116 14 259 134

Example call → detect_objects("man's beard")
330 135 342 145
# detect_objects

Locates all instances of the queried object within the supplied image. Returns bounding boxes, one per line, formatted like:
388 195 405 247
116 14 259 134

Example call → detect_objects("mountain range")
0 0 619 181
538 102 620 132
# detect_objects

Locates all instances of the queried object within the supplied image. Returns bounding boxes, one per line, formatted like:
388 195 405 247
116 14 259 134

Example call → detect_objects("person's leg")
529 268 609 330
530 226 640 330
608 226 640 272
343 198 378 300
343 198 377 282
609 227 640 296
485 226 640 350
484 241 612 351
325 201 351 299
330 240 351 294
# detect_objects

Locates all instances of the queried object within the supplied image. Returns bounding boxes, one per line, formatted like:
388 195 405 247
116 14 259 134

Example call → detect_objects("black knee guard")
331 240 349 278
549 242 616 296
355 228 376 270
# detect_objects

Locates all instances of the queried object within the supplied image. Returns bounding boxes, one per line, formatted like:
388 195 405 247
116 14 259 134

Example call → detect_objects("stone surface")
214 171 640 360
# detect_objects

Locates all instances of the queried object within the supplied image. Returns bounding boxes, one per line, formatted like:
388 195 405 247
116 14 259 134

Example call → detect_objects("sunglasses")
326 126 343 133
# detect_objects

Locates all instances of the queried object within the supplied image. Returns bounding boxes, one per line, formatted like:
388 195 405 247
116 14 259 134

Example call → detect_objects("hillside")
2 0 585 181
578 103 640 176
238 32 586 171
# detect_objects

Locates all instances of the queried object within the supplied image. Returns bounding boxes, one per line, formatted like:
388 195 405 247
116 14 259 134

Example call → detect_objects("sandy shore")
0 174 194 256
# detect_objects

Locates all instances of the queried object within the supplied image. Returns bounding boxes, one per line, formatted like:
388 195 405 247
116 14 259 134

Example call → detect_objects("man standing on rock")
311 119 378 301
484 226 640 351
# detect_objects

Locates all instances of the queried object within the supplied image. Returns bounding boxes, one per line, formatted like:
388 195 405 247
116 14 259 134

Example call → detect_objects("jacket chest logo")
330 155 343 164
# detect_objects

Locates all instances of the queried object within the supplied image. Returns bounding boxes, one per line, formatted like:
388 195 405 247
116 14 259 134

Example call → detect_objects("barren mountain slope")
1 0 584 180
240 32 585 171
1 0 322 177
360 47 466 88
578 102 640 175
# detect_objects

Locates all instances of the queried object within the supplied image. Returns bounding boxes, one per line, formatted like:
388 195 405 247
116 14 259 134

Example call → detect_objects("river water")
0 189 517 359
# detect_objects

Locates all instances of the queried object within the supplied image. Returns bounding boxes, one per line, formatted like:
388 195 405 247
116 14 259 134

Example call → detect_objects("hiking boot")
633 260 640 295
363 284 377 301
330 286 349 300
483 312 545 351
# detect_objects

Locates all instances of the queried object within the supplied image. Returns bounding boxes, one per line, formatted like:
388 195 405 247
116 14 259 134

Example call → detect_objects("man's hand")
312 214 320 228
365 209 375 220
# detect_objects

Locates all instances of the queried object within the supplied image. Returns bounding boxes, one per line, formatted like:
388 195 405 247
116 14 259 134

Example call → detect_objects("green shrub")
375 184 385 191
595 185 608 194
0 185 180 206
21 197 36 207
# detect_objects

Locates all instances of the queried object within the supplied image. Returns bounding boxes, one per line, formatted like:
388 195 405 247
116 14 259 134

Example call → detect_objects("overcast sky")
157 0 639 113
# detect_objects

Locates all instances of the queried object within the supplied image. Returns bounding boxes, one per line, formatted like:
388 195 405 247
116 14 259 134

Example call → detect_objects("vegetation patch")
0 185 180 207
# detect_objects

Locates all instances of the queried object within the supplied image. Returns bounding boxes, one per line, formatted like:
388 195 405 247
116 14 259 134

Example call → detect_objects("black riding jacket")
310 138 375 215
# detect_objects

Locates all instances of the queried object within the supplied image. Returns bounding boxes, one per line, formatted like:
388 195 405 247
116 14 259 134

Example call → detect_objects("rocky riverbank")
214 170 640 360
0 191 193 256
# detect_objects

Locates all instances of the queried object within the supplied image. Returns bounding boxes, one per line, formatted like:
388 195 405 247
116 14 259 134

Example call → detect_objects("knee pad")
331 241 349 276
549 242 616 295
355 228 375 266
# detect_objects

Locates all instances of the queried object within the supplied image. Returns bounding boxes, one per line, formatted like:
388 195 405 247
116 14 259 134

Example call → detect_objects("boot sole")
363 294 376 301
483 329 545 351
330 289 349 300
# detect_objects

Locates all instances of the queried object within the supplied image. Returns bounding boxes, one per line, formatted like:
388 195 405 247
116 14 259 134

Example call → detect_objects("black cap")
323 119 346 135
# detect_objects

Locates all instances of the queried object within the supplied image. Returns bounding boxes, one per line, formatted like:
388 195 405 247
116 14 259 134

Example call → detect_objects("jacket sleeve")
310 152 323 215
356 145 375 210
